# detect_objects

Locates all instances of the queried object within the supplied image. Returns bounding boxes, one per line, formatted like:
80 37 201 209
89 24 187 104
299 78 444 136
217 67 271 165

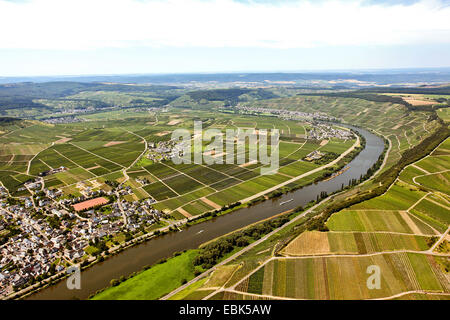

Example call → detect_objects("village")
147 139 188 162
42 115 86 125
306 122 354 141
235 105 341 122
0 110 357 298
0 173 168 297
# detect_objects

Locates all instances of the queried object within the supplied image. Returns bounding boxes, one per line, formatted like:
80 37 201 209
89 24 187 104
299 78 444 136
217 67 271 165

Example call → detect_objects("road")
161 193 338 300
429 226 450 253
115 129 149 226
162 132 450 300
240 134 360 203
162 132 364 300
208 248 450 301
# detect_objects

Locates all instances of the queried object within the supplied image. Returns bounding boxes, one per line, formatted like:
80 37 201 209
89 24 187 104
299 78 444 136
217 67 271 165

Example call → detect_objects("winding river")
28 125 384 300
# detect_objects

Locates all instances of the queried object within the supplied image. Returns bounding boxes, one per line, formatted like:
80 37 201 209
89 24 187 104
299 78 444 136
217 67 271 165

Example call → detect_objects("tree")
236 236 250 247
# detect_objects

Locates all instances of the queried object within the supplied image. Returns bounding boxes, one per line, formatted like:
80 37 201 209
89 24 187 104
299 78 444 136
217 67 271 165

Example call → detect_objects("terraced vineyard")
234 253 449 300
210 137 450 300
244 95 442 172
162 94 449 301
2 84 448 301
0 108 355 218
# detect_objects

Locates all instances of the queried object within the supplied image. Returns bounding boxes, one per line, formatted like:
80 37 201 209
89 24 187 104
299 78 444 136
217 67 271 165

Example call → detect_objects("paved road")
161 195 335 300
240 134 360 203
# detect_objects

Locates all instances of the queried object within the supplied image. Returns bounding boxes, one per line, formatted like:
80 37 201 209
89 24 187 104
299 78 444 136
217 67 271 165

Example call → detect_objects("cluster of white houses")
0 175 164 297
307 123 354 141
236 105 340 122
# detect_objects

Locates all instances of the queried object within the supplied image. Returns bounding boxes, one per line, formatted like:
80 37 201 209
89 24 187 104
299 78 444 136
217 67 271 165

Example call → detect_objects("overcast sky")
0 0 449 76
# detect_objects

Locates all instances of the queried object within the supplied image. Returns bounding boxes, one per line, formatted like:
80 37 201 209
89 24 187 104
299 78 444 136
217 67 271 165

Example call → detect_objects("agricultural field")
281 231 433 256
120 115 355 217
140 131 349 216
175 105 448 301
234 253 449 300
349 182 427 211
226 136 450 300
2 83 449 301
243 95 442 172
92 250 200 300
0 105 357 219
326 210 438 235
379 93 441 106
437 108 450 122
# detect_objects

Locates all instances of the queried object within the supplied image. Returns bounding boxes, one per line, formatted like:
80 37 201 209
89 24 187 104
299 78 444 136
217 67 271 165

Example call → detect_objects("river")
28 125 384 300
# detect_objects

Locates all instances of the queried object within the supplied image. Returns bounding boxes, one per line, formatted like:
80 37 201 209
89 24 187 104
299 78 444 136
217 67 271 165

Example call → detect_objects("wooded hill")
0 81 181 111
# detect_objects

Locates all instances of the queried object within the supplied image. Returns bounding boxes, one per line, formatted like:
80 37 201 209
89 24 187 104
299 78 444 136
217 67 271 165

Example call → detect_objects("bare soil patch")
399 211 423 235
104 141 125 147
403 98 436 106
168 119 182 126
282 231 331 256
177 208 192 218
392 123 403 130
239 160 257 168
55 137 72 144
320 139 329 147
156 131 171 137
201 197 221 209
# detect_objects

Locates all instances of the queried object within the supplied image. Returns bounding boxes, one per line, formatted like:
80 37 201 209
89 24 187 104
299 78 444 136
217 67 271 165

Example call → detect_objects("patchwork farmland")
0 109 356 218
209 137 450 300
1 81 448 301
163 103 449 301
234 253 449 300
129 119 352 217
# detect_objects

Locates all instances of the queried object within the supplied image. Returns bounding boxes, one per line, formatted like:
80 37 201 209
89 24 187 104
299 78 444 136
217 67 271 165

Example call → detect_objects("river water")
28 125 384 300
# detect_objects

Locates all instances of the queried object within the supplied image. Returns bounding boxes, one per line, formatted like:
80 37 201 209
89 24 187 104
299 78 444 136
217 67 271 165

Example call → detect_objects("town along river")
28 125 384 300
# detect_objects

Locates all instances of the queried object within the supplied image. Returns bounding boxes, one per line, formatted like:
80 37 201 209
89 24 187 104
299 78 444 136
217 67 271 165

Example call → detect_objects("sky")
0 0 449 76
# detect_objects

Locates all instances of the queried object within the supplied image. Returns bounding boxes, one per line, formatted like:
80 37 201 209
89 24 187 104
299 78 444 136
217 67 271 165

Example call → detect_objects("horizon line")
2 66 450 79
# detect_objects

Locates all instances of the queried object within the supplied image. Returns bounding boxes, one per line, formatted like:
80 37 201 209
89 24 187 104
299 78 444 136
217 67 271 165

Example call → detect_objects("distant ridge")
1 70 450 85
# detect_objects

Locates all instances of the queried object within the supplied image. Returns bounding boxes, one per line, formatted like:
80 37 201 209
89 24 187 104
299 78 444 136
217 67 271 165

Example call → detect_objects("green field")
0 105 358 218
92 250 200 300
416 172 450 194
326 210 436 234
350 183 426 211
282 231 432 256
236 253 449 299
437 108 450 122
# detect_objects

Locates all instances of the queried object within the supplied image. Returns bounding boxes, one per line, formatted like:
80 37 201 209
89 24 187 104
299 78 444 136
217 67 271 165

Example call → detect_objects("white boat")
197 230 204 234
280 199 294 206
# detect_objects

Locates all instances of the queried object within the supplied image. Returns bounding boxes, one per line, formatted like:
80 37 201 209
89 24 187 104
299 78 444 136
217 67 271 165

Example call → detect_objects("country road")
161 193 337 300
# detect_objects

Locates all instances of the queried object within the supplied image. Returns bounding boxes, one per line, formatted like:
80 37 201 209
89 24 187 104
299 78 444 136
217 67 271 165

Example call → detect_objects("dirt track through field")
399 211 423 235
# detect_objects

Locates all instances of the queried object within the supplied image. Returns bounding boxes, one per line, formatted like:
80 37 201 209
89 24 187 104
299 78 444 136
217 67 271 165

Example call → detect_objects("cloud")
0 0 449 50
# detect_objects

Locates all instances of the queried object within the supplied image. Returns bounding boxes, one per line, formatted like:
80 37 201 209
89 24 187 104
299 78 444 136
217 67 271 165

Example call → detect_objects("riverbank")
25 125 384 300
